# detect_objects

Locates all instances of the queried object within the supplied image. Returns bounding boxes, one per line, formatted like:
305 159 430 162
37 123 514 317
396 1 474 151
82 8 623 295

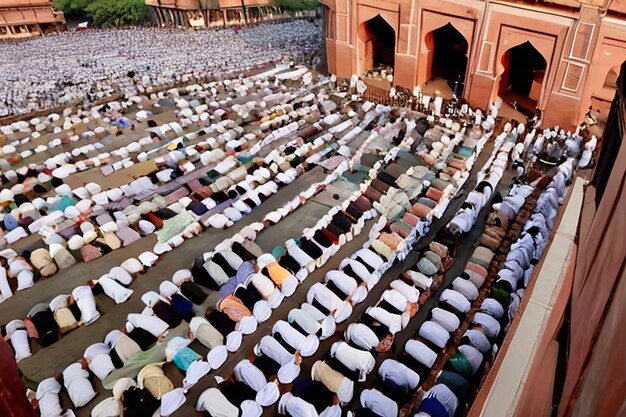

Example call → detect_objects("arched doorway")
425 23 469 97
498 41 547 116
358 15 395 78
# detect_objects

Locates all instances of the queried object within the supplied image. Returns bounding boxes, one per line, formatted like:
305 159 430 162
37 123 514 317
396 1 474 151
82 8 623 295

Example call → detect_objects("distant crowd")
0 20 322 117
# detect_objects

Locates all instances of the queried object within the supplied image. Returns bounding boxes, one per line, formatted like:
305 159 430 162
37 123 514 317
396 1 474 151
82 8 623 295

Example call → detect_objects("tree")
52 0 90 19
273 0 319 11
85 0 149 27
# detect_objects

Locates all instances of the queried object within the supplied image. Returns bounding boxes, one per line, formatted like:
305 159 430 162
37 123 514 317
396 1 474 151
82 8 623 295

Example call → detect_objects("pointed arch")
357 14 396 76
423 22 470 96
498 41 547 115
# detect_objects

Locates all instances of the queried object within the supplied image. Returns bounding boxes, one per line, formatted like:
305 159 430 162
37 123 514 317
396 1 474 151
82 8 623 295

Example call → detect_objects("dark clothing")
180 281 208 305
219 381 256 406
127 327 158 351
206 310 235 336
152 301 182 328
31 309 58 347
124 387 160 417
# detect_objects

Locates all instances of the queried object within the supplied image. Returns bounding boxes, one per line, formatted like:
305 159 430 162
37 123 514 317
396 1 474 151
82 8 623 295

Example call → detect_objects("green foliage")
53 0 149 27
86 0 149 27
53 0 90 19
274 0 319 11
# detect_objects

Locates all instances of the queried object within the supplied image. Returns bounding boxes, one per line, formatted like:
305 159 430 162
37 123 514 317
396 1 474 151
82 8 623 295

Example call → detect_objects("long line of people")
220 107 499 417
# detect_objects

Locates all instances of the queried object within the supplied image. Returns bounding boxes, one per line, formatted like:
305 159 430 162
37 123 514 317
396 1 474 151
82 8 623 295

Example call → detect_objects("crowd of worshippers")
0 72 499 416
0 19 321 117
0 61 589 417
0 64 341 303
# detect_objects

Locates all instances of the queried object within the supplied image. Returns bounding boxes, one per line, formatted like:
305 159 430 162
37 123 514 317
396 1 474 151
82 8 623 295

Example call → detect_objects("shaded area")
359 15 395 74
499 41 546 116
427 23 468 97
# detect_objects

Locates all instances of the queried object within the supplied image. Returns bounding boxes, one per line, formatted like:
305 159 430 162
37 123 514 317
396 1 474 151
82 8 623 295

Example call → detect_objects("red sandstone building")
144 0 285 29
0 0 65 40
321 0 626 129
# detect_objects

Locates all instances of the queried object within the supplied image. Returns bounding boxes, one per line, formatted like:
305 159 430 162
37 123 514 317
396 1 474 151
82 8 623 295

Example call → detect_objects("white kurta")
345 323 379 351
63 362 97 408
99 275 133 304
330 341 375 381
272 320 319 357
278 393 317 417
234 359 267 392
196 388 238 417
6 319 31 361
359 389 398 417
127 313 169 337
72 285 100 324
36 378 63 417
84 343 115 381
378 359 420 391
405 339 437 367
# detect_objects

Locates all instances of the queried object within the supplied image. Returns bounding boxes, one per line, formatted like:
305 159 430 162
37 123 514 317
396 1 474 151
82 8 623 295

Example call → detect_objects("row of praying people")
408 159 576 416
446 124 522 237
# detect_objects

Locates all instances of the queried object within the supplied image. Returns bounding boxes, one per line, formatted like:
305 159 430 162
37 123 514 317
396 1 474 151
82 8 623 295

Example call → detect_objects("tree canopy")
53 0 149 27
274 0 319 11
86 0 149 27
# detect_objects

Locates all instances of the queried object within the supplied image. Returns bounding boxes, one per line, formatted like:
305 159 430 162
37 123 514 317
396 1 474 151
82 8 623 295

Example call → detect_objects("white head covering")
236 316 258 335
112 378 136 401
160 388 186 416
121 258 143 274
172 269 192 285
183 360 210 391
256 382 280 406
241 400 262 417
109 266 133 286
159 281 178 299
91 397 122 417
139 251 158 267
277 361 300 384
226 331 243 352
141 291 160 307
206 345 228 370
252 300 271 323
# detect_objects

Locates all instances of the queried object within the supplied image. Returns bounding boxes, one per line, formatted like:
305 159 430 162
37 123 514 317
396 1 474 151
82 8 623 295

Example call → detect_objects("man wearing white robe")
379 359 420 392
98 275 133 304
5 319 31 361
84 343 115 381
72 285 100 325
126 312 169 337
307 283 353 323
330 341 375 381
36 377 64 417
344 323 379 351
360 388 398 417
272 320 319 357
255 335 300 384
405 339 438 368
196 388 239 417
278 393 317 417
63 362 97 408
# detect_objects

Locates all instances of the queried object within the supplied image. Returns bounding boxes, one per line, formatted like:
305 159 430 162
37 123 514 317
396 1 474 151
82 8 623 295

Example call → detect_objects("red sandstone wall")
323 0 626 130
